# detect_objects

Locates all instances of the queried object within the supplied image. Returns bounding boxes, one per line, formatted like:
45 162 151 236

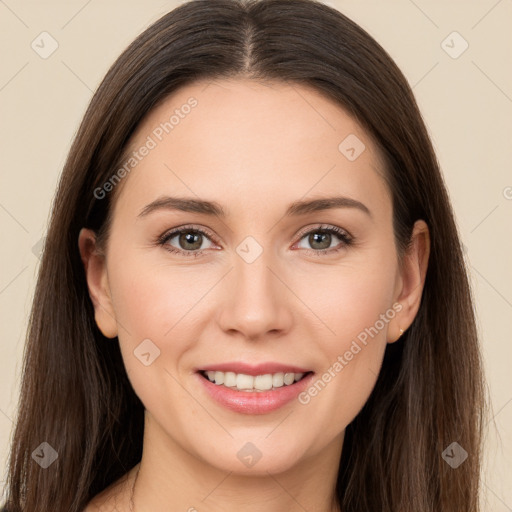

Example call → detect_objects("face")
81 78 424 476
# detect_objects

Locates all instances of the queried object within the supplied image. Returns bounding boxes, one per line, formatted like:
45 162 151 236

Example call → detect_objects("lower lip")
195 372 315 415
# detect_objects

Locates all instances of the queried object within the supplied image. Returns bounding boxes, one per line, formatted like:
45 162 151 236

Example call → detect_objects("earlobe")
388 220 430 343
78 228 118 338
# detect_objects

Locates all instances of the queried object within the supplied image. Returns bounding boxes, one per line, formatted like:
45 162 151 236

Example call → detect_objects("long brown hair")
2 1 486 510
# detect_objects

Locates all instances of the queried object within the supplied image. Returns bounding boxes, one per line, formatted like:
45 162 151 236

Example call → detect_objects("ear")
388 219 430 343
78 228 118 338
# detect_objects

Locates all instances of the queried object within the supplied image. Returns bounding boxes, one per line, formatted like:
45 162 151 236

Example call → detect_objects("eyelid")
293 223 352 242
157 224 220 245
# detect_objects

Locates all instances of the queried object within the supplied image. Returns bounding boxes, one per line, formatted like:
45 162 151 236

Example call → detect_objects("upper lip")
197 362 313 376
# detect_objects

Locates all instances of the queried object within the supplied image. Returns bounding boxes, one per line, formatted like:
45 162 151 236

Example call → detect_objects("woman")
2 0 485 510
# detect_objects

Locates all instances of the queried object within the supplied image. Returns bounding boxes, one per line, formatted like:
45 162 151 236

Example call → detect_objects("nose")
216 248 294 341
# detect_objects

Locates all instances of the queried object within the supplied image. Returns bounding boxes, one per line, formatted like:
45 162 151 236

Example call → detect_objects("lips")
194 361 315 414
196 371 314 414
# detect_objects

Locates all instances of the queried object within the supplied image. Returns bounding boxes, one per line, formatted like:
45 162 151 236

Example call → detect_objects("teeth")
236 373 254 390
272 373 284 387
284 372 295 385
224 371 237 387
203 370 306 391
254 374 273 391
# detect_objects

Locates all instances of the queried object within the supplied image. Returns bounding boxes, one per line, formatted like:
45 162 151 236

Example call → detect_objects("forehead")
111 77 390 220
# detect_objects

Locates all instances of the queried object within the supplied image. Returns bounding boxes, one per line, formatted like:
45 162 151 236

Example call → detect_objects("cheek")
108 239 213 333
291 251 397 435
107 259 206 421
298 249 397 351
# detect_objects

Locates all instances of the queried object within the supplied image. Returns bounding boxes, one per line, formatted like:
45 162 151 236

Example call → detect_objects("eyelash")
156 224 353 258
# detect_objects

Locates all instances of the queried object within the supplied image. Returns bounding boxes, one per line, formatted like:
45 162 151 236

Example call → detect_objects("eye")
157 225 217 257
157 223 353 258
294 225 353 255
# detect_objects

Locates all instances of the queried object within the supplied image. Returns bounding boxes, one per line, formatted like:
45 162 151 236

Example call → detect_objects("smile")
195 365 315 414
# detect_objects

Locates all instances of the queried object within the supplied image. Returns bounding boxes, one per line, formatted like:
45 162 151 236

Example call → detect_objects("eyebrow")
137 195 371 219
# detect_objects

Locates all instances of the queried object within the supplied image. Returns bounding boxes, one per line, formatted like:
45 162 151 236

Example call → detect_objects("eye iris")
179 232 202 250
310 232 331 250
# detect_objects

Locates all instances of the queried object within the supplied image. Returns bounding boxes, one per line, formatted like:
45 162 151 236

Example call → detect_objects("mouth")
193 361 316 414
195 368 316 414
198 369 314 392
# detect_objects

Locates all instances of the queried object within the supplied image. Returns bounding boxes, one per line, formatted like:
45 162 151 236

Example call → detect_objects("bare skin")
80 78 429 511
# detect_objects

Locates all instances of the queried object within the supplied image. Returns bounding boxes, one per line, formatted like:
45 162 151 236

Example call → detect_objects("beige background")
0 0 511 508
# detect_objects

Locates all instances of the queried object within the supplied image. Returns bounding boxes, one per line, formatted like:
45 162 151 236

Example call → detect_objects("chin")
197 438 306 476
